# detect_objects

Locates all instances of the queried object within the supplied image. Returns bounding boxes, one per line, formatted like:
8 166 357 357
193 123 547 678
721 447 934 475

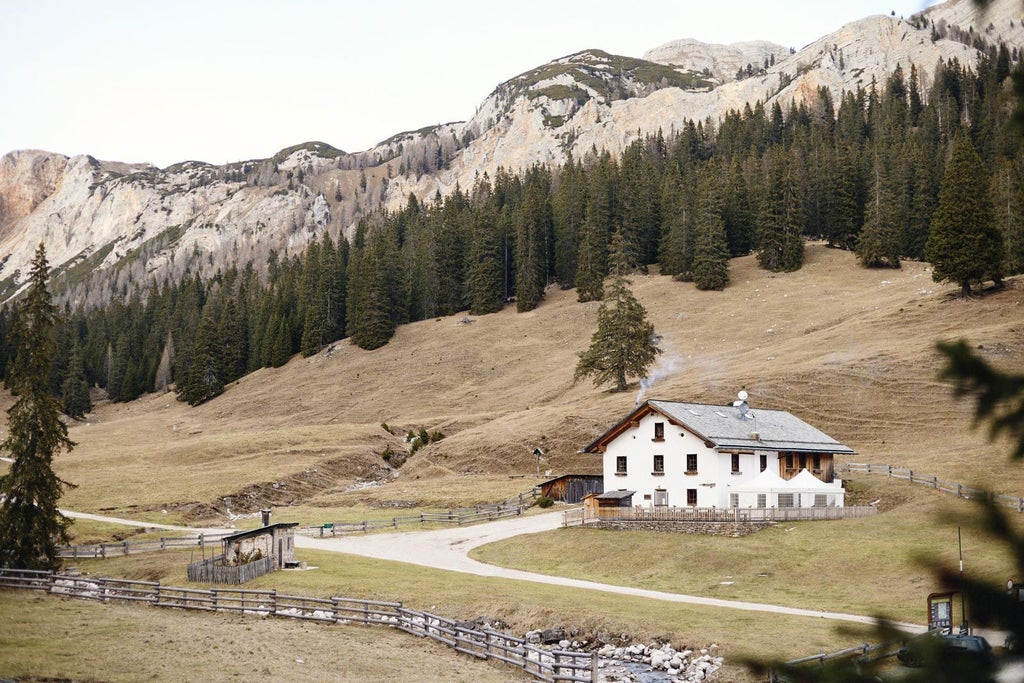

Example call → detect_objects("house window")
654 489 668 507
813 454 821 472
778 493 795 508
759 454 767 472
686 453 698 474
616 456 627 474
814 494 828 508
731 453 740 474
653 422 664 441
729 493 739 508
756 493 767 508
786 454 794 469
653 454 664 474
687 489 698 506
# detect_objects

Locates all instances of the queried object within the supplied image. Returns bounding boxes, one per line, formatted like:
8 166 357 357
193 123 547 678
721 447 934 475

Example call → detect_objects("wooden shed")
538 474 604 503
222 522 298 569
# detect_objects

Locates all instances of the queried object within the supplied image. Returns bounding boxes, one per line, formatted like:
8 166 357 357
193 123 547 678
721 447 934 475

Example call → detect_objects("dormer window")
653 422 664 441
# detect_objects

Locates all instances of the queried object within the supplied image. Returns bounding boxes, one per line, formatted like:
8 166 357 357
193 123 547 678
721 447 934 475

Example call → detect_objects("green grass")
471 477 1022 624
61 545 858 680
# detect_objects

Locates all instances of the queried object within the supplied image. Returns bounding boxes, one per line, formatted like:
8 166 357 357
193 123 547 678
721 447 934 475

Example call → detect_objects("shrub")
536 496 554 508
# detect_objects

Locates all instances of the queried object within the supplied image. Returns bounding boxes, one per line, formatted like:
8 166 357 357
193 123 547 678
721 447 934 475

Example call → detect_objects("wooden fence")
58 532 234 560
562 505 877 527
841 463 1024 512
186 554 275 584
302 488 540 537
0 568 596 682
768 640 901 682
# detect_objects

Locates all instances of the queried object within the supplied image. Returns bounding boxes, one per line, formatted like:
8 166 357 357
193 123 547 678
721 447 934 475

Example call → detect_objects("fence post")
199 533 205 551
154 581 161 604
1018 498 1023 513
123 541 129 555
100 544 107 559
591 651 599 682
887 464 892 477
957 483 963 498
909 470 914 483
211 587 218 610
269 589 277 614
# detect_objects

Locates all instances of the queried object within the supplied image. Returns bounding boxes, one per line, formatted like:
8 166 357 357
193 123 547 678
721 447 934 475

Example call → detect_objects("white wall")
602 412 783 507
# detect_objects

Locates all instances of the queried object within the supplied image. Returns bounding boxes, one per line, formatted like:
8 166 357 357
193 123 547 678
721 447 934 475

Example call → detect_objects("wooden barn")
538 474 604 503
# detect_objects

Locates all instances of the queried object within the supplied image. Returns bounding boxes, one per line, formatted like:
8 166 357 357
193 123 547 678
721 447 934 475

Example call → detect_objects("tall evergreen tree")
466 204 506 315
990 153 1024 276
575 153 616 302
574 229 662 392
691 166 731 290
0 243 76 570
514 170 552 312
552 158 587 289
179 310 224 405
61 340 91 419
926 132 1004 297
657 163 694 279
856 150 903 268
756 151 805 272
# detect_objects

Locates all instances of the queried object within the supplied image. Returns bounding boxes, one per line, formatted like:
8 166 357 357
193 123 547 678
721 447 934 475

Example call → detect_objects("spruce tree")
691 167 730 290
926 132 1004 297
0 243 76 570
466 205 506 315
756 151 805 272
514 171 551 312
574 229 662 392
856 150 903 268
61 340 92 419
179 311 224 405
657 163 694 280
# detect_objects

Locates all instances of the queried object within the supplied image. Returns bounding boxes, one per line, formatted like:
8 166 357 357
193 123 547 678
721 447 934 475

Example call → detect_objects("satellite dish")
738 390 749 401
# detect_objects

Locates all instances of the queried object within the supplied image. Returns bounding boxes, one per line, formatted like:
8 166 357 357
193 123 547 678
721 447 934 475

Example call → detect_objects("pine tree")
0 243 76 570
552 158 587 289
154 331 175 393
574 229 662 392
61 340 92 419
657 163 694 280
756 151 805 272
575 153 616 302
466 204 506 315
926 133 1004 297
990 154 1024 277
856 150 903 268
179 311 224 405
691 166 730 290
514 170 552 312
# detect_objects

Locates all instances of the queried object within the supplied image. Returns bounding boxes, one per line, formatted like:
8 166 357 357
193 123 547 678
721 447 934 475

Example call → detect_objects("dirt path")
295 511 924 630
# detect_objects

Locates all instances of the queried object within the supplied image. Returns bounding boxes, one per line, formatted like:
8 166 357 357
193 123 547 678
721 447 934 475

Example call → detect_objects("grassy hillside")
42 242 1023 524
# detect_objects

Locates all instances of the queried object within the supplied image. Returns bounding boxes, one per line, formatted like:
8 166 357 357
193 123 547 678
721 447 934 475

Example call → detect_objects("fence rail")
768 641 901 682
0 568 595 682
841 463 1024 512
301 488 540 537
58 532 234 560
562 505 877 527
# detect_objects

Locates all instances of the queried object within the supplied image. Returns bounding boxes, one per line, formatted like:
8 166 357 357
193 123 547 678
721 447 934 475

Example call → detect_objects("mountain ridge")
0 0 1020 304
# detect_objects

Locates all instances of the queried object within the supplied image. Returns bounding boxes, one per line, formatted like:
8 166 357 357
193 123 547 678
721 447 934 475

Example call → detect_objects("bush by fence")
841 463 1024 512
0 568 596 683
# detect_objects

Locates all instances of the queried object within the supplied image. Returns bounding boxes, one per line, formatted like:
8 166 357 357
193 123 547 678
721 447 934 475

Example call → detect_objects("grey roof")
584 400 854 455
595 490 636 500
221 522 299 543
649 400 854 454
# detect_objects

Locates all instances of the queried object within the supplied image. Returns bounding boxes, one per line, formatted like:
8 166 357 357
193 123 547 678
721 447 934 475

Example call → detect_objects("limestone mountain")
0 0 1019 307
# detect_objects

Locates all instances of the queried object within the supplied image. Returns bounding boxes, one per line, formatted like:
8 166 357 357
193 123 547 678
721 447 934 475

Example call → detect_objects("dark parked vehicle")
896 631 993 668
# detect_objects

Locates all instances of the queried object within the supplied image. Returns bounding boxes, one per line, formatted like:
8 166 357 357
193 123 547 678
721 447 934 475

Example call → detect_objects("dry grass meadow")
2 243 1023 681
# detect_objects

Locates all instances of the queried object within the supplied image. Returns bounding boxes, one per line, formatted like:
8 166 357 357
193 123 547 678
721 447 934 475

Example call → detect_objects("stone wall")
593 519 775 537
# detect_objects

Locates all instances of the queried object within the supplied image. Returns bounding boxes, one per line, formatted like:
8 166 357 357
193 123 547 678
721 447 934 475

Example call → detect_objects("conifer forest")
1 53 1022 409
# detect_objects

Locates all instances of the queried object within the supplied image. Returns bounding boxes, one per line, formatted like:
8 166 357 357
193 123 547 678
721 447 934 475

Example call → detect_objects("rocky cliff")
0 0 1019 306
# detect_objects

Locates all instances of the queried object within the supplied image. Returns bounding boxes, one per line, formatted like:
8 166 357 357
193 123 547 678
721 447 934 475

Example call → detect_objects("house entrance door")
653 489 668 507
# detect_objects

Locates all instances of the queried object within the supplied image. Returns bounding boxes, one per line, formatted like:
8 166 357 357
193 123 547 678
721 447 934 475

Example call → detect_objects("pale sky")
0 0 941 168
